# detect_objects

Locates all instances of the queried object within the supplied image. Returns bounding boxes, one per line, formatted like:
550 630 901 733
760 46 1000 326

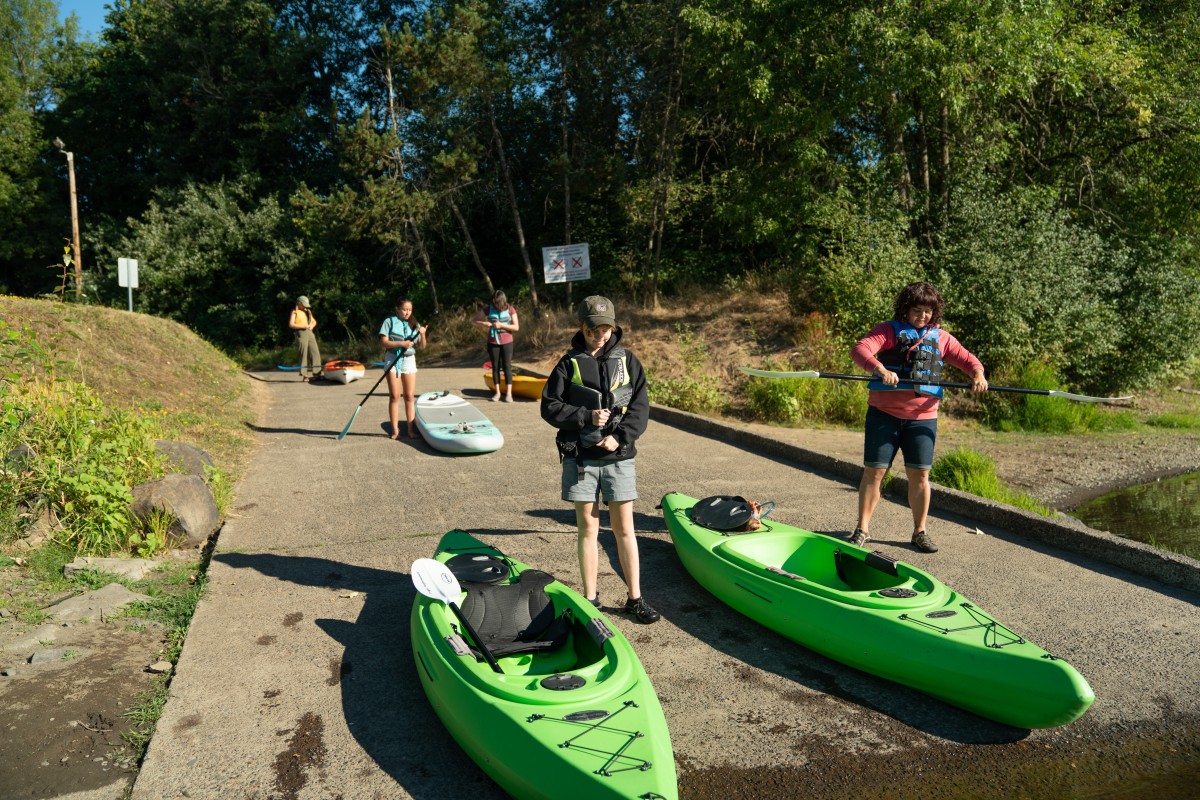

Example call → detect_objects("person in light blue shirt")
379 296 428 439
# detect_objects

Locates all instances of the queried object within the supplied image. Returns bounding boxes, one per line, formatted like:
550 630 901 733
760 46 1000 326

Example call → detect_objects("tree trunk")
888 91 914 213
643 18 686 310
489 101 541 316
940 102 951 222
408 220 440 316
915 98 931 210
560 45 573 311
449 197 494 296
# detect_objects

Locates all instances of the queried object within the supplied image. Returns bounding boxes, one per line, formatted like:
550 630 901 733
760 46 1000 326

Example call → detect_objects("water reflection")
1070 471 1200 561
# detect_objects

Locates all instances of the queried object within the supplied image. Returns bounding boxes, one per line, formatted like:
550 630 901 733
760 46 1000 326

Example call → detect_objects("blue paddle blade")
337 405 361 440
277 365 302 371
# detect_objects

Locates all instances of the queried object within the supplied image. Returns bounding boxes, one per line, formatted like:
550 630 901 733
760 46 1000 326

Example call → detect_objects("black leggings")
488 341 513 390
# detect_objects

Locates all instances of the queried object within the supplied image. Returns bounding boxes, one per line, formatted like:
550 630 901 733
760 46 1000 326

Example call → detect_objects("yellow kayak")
482 362 547 400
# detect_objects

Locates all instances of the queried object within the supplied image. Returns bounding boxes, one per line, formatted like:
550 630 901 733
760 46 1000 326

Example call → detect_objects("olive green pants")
295 330 322 378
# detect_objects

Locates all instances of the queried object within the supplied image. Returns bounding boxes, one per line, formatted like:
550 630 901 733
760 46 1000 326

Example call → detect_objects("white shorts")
389 354 417 375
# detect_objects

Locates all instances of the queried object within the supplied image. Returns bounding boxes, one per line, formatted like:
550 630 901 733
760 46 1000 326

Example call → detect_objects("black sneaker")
587 595 601 609
912 531 939 553
624 597 661 624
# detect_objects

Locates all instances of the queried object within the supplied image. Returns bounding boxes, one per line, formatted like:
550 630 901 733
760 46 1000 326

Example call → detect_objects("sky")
59 1 110 38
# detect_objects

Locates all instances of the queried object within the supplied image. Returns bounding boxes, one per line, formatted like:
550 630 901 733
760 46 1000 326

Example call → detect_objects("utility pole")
53 138 83 299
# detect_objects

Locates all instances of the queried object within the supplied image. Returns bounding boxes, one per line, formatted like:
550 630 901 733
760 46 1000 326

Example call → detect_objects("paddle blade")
740 367 821 380
1047 390 1134 404
336 405 361 440
411 558 462 604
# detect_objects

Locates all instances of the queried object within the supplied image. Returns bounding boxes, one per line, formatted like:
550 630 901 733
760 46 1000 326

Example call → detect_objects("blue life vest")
382 316 421 356
486 305 512 344
867 321 944 398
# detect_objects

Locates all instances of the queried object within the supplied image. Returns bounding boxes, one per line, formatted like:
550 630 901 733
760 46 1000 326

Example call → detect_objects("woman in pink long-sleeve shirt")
848 282 988 553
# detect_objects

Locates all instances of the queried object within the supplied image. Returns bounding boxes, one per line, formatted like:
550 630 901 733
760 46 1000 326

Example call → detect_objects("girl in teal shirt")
379 296 428 439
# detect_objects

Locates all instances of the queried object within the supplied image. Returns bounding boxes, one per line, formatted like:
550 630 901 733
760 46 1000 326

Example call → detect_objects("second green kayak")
661 492 1094 729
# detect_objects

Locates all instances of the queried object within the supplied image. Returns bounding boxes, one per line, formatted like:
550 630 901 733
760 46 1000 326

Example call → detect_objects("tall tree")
0 0 89 294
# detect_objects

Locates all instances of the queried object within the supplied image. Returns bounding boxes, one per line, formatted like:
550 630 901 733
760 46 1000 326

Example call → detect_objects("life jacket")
383 316 420 356
291 308 312 328
486 305 512 344
867 321 944 398
562 347 633 452
570 348 633 418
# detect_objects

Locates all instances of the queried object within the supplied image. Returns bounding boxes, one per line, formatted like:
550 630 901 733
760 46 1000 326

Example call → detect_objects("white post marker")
542 243 590 284
117 258 139 312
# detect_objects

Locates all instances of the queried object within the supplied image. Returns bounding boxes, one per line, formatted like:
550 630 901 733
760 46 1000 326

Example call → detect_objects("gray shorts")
562 458 637 503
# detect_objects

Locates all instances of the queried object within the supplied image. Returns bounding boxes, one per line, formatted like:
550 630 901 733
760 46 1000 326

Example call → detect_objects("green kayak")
661 493 1094 729
410 530 677 799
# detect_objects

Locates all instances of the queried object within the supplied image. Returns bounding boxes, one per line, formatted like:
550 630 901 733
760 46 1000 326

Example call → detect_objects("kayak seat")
459 570 573 660
833 548 909 592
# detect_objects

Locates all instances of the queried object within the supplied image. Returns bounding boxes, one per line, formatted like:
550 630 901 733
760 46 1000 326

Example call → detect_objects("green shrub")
1145 413 1200 429
931 448 1052 515
647 324 726 414
2 376 169 554
744 373 867 425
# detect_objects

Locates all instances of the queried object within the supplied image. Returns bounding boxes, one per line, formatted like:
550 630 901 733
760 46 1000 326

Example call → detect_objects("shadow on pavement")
214 552 505 799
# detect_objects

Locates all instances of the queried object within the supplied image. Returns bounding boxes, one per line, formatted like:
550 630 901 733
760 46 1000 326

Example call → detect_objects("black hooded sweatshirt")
540 327 649 462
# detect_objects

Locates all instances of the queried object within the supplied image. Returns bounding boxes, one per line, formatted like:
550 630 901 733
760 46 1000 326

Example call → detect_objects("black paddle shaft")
447 600 504 674
816 372 1048 396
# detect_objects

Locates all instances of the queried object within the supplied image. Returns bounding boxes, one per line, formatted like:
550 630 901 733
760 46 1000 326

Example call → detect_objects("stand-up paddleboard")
414 391 503 454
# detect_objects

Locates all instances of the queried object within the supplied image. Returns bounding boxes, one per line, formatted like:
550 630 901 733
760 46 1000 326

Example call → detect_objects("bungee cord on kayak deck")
899 603 1026 649
527 700 655 777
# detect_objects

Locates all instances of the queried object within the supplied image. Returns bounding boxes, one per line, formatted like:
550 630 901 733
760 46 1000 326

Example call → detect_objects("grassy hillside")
1 295 261 476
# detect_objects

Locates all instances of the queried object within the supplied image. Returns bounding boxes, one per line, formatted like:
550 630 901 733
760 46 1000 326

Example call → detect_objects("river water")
1070 471 1200 561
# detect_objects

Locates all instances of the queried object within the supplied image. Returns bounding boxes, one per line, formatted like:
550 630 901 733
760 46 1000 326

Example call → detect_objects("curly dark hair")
893 281 944 325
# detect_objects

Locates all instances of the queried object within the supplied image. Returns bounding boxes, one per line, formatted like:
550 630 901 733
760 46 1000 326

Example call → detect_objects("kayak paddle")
336 351 402 440
411 558 504 674
739 367 1134 404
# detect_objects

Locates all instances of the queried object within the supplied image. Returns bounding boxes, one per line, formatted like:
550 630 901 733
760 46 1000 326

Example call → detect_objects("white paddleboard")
414 392 504 454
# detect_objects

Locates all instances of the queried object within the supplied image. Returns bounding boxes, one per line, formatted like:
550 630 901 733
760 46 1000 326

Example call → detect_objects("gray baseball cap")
297 296 311 308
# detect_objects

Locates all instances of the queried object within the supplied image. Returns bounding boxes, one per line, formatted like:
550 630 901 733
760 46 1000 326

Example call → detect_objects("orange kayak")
323 360 365 384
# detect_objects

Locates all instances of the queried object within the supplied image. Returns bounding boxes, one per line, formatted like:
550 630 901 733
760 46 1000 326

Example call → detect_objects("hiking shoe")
587 595 601 609
912 531 939 553
624 596 661 624
848 528 868 547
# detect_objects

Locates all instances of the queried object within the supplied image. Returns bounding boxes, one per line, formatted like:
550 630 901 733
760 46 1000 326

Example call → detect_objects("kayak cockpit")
430 569 624 697
713 530 948 608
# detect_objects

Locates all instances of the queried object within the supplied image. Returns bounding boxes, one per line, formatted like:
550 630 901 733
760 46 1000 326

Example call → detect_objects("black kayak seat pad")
690 495 757 531
459 569 572 658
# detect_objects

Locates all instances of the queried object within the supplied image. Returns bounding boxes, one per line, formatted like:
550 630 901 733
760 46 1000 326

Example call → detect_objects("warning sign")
542 243 590 284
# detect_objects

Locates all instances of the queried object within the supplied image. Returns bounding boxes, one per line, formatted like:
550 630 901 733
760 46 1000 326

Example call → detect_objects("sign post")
542 243 590 285
117 258 139 312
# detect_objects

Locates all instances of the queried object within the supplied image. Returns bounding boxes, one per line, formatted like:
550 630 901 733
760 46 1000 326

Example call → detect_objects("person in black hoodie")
540 296 660 624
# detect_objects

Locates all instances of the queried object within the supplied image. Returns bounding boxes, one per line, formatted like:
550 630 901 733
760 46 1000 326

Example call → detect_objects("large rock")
130 474 220 548
155 440 215 478
45 583 150 623
64 557 158 581
3 442 34 473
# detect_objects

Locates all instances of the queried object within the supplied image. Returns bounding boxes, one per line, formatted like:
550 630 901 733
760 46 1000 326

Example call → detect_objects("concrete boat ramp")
131 365 1199 800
